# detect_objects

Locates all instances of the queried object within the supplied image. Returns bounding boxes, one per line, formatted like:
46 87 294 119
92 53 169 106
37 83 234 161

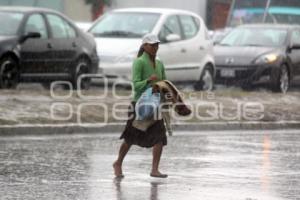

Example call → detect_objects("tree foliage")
84 0 111 20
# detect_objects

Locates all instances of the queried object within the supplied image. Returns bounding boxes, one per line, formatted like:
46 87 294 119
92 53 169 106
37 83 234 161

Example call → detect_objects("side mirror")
290 43 300 50
165 34 181 43
19 32 41 44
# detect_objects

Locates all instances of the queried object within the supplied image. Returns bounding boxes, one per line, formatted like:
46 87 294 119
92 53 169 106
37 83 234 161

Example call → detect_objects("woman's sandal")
115 174 125 178
150 173 168 178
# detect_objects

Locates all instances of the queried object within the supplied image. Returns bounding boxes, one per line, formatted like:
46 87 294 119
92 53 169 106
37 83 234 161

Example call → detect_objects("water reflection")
2 132 300 199
0 138 90 199
150 181 163 200
113 177 124 200
273 133 300 199
261 135 271 192
113 178 163 200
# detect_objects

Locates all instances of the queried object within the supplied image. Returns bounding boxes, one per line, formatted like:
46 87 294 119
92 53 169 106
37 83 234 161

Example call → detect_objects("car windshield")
219 27 288 47
89 12 160 38
0 11 24 36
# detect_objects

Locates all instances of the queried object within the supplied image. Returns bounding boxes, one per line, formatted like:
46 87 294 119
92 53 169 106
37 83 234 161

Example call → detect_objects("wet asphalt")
0 130 299 200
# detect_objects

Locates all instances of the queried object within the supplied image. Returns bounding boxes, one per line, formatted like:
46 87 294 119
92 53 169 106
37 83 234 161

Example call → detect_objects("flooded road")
0 130 299 200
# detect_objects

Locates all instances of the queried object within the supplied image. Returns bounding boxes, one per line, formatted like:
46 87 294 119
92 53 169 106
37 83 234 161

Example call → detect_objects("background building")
0 0 233 29
207 0 232 29
0 0 91 21
110 0 208 21
110 0 232 29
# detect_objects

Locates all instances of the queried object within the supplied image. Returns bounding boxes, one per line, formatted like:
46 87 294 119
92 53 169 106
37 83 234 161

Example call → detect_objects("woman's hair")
137 44 145 58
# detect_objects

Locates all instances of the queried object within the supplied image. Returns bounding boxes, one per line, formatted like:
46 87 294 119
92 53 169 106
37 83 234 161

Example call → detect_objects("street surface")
0 130 300 200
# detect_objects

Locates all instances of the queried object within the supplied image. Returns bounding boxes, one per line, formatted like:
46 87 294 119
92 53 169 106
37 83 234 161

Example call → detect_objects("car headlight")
255 53 278 64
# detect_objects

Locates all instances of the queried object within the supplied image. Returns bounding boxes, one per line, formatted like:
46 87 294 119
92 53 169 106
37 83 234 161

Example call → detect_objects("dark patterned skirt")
120 102 167 148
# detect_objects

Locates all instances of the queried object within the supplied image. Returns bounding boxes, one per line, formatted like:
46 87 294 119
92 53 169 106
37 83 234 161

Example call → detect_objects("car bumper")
215 64 276 85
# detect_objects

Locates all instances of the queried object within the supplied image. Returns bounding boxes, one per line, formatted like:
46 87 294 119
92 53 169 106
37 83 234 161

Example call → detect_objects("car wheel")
271 65 289 93
0 57 19 89
72 58 91 90
194 65 214 91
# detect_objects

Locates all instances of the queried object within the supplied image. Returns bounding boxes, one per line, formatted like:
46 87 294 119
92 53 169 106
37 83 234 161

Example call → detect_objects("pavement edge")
1 122 300 136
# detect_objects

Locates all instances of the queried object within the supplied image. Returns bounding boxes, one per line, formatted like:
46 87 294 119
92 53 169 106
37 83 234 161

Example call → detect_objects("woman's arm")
132 59 148 91
161 62 167 80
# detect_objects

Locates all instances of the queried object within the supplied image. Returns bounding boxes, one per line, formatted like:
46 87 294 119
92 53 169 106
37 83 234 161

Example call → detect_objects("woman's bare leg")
113 141 131 177
151 142 167 178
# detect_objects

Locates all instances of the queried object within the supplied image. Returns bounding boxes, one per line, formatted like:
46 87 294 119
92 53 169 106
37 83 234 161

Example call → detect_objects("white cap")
142 33 160 45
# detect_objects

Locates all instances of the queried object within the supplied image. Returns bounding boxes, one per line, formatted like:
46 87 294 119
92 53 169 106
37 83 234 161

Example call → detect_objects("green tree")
84 0 111 20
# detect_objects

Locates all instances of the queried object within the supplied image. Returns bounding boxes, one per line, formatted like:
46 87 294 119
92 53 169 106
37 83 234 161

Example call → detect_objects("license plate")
220 69 235 77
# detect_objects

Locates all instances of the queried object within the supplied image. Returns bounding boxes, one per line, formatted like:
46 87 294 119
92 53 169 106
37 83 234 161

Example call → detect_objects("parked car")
214 24 300 93
88 8 215 91
0 7 99 89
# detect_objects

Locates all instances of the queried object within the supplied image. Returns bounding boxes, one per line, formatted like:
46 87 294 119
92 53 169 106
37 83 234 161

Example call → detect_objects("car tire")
0 56 19 89
71 58 91 90
271 65 289 93
194 65 214 91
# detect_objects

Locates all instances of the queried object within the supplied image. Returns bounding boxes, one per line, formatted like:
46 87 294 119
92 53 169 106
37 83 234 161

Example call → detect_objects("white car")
89 8 215 90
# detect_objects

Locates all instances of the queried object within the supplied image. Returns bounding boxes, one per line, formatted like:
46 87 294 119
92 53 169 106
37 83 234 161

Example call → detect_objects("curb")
174 121 300 131
1 121 300 136
0 124 124 136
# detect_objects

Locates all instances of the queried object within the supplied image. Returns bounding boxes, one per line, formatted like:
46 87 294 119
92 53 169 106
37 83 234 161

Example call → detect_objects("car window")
291 30 300 44
220 27 287 47
159 15 182 43
89 12 160 38
179 15 199 39
24 14 48 39
47 14 69 39
63 20 77 38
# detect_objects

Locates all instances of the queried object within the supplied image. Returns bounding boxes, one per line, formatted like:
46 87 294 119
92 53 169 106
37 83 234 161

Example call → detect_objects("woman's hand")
147 74 158 83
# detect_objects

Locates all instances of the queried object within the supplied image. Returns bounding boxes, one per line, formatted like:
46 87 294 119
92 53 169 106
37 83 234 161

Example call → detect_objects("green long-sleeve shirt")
132 52 167 102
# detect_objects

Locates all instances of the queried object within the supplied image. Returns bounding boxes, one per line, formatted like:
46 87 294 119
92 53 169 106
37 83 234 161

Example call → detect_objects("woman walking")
113 33 168 178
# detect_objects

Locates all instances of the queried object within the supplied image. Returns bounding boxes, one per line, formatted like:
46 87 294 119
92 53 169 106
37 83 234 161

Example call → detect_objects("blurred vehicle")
227 0 300 27
0 7 98 89
89 8 215 91
214 24 300 93
214 1 300 46
75 21 92 32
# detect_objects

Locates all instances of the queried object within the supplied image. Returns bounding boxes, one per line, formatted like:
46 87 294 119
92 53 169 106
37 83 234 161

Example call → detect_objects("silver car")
89 8 215 90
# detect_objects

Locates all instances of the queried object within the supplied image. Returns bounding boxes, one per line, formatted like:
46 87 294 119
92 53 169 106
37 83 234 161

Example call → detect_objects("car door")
45 13 78 74
20 13 51 75
158 14 187 82
178 14 208 81
289 29 300 76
